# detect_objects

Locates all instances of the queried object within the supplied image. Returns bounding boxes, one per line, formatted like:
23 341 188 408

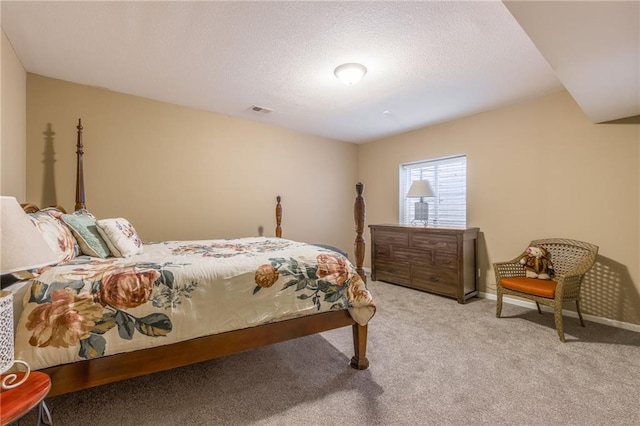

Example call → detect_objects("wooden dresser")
369 224 479 303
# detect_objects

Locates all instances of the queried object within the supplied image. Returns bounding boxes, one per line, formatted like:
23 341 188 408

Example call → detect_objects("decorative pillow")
28 209 78 263
95 218 144 257
61 212 111 258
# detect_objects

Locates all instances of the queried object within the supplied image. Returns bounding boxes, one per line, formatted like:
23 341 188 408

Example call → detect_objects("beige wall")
26 75 359 254
1 30 27 199
359 91 640 325
23 75 640 325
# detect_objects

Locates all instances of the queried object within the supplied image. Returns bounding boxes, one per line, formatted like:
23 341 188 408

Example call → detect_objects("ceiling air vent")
250 105 273 114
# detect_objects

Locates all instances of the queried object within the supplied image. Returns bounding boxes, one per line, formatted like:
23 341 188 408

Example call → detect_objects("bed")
10 120 374 397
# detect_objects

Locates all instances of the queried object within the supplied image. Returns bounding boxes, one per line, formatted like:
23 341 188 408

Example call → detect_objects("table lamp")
1 196 58 389
406 180 435 225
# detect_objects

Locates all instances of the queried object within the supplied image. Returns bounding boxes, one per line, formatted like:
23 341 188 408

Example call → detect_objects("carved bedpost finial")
275 195 282 238
75 118 86 211
354 182 366 283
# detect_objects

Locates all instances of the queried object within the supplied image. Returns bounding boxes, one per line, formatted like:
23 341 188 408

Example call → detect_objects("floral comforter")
14 237 375 370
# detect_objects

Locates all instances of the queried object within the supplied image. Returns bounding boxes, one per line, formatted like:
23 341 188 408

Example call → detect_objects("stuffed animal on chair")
520 246 554 279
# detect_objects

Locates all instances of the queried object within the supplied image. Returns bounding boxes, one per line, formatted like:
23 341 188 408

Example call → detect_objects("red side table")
0 371 53 425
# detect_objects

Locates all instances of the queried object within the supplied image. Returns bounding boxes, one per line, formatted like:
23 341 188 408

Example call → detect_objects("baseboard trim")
479 292 640 333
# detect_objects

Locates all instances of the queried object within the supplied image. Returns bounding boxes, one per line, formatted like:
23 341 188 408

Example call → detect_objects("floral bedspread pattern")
15 238 375 370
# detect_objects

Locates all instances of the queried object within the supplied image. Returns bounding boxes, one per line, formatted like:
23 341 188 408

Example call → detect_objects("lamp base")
412 201 429 226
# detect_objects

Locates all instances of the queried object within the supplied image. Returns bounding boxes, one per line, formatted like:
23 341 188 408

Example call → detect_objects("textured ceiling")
1 1 634 143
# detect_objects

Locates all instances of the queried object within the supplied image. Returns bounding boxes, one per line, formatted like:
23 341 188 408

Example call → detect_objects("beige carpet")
13 280 640 425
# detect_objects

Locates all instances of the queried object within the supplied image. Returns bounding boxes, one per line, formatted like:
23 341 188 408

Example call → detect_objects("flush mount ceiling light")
334 63 367 85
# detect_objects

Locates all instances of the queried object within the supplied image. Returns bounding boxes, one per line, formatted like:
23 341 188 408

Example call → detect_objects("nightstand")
0 372 53 425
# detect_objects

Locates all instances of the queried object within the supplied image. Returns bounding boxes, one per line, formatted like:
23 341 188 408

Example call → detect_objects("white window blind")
399 155 467 226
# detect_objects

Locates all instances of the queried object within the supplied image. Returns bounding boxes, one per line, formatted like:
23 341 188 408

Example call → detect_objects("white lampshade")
1 196 58 274
406 180 435 198
334 63 367 85
0 196 43 389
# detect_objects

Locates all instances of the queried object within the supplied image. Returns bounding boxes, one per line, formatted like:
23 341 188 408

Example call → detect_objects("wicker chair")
494 238 598 342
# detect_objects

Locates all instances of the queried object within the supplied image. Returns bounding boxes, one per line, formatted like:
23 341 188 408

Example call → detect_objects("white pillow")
28 209 78 263
95 218 143 257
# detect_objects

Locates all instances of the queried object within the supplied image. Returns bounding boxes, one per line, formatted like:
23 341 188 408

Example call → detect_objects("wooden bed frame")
31 119 370 397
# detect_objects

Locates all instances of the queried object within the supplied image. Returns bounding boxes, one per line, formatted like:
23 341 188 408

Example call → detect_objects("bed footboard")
43 310 364 396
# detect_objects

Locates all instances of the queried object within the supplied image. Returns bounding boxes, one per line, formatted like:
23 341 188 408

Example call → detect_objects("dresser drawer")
374 230 409 247
433 251 458 270
411 233 458 253
375 260 410 285
373 244 391 260
411 266 458 296
393 247 429 264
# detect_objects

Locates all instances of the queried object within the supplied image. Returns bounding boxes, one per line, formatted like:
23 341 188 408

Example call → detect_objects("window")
399 155 467 226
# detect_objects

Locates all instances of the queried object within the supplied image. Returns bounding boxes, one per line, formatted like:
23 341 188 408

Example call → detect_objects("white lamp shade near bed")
1 196 58 274
0 196 54 388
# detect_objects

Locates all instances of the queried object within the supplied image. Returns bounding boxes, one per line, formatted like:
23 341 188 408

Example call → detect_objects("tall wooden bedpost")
354 182 366 283
74 119 86 211
275 195 282 238
351 182 369 370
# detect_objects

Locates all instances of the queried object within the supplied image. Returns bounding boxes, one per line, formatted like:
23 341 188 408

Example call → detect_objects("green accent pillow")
61 212 111 258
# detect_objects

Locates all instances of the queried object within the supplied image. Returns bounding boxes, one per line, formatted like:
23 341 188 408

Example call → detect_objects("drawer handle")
429 276 440 282
426 240 449 247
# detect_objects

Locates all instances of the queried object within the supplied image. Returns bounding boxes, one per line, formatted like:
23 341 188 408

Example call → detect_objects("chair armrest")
549 273 583 296
493 259 526 280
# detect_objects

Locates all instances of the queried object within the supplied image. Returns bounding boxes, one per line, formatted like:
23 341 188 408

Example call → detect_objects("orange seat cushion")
500 277 557 298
